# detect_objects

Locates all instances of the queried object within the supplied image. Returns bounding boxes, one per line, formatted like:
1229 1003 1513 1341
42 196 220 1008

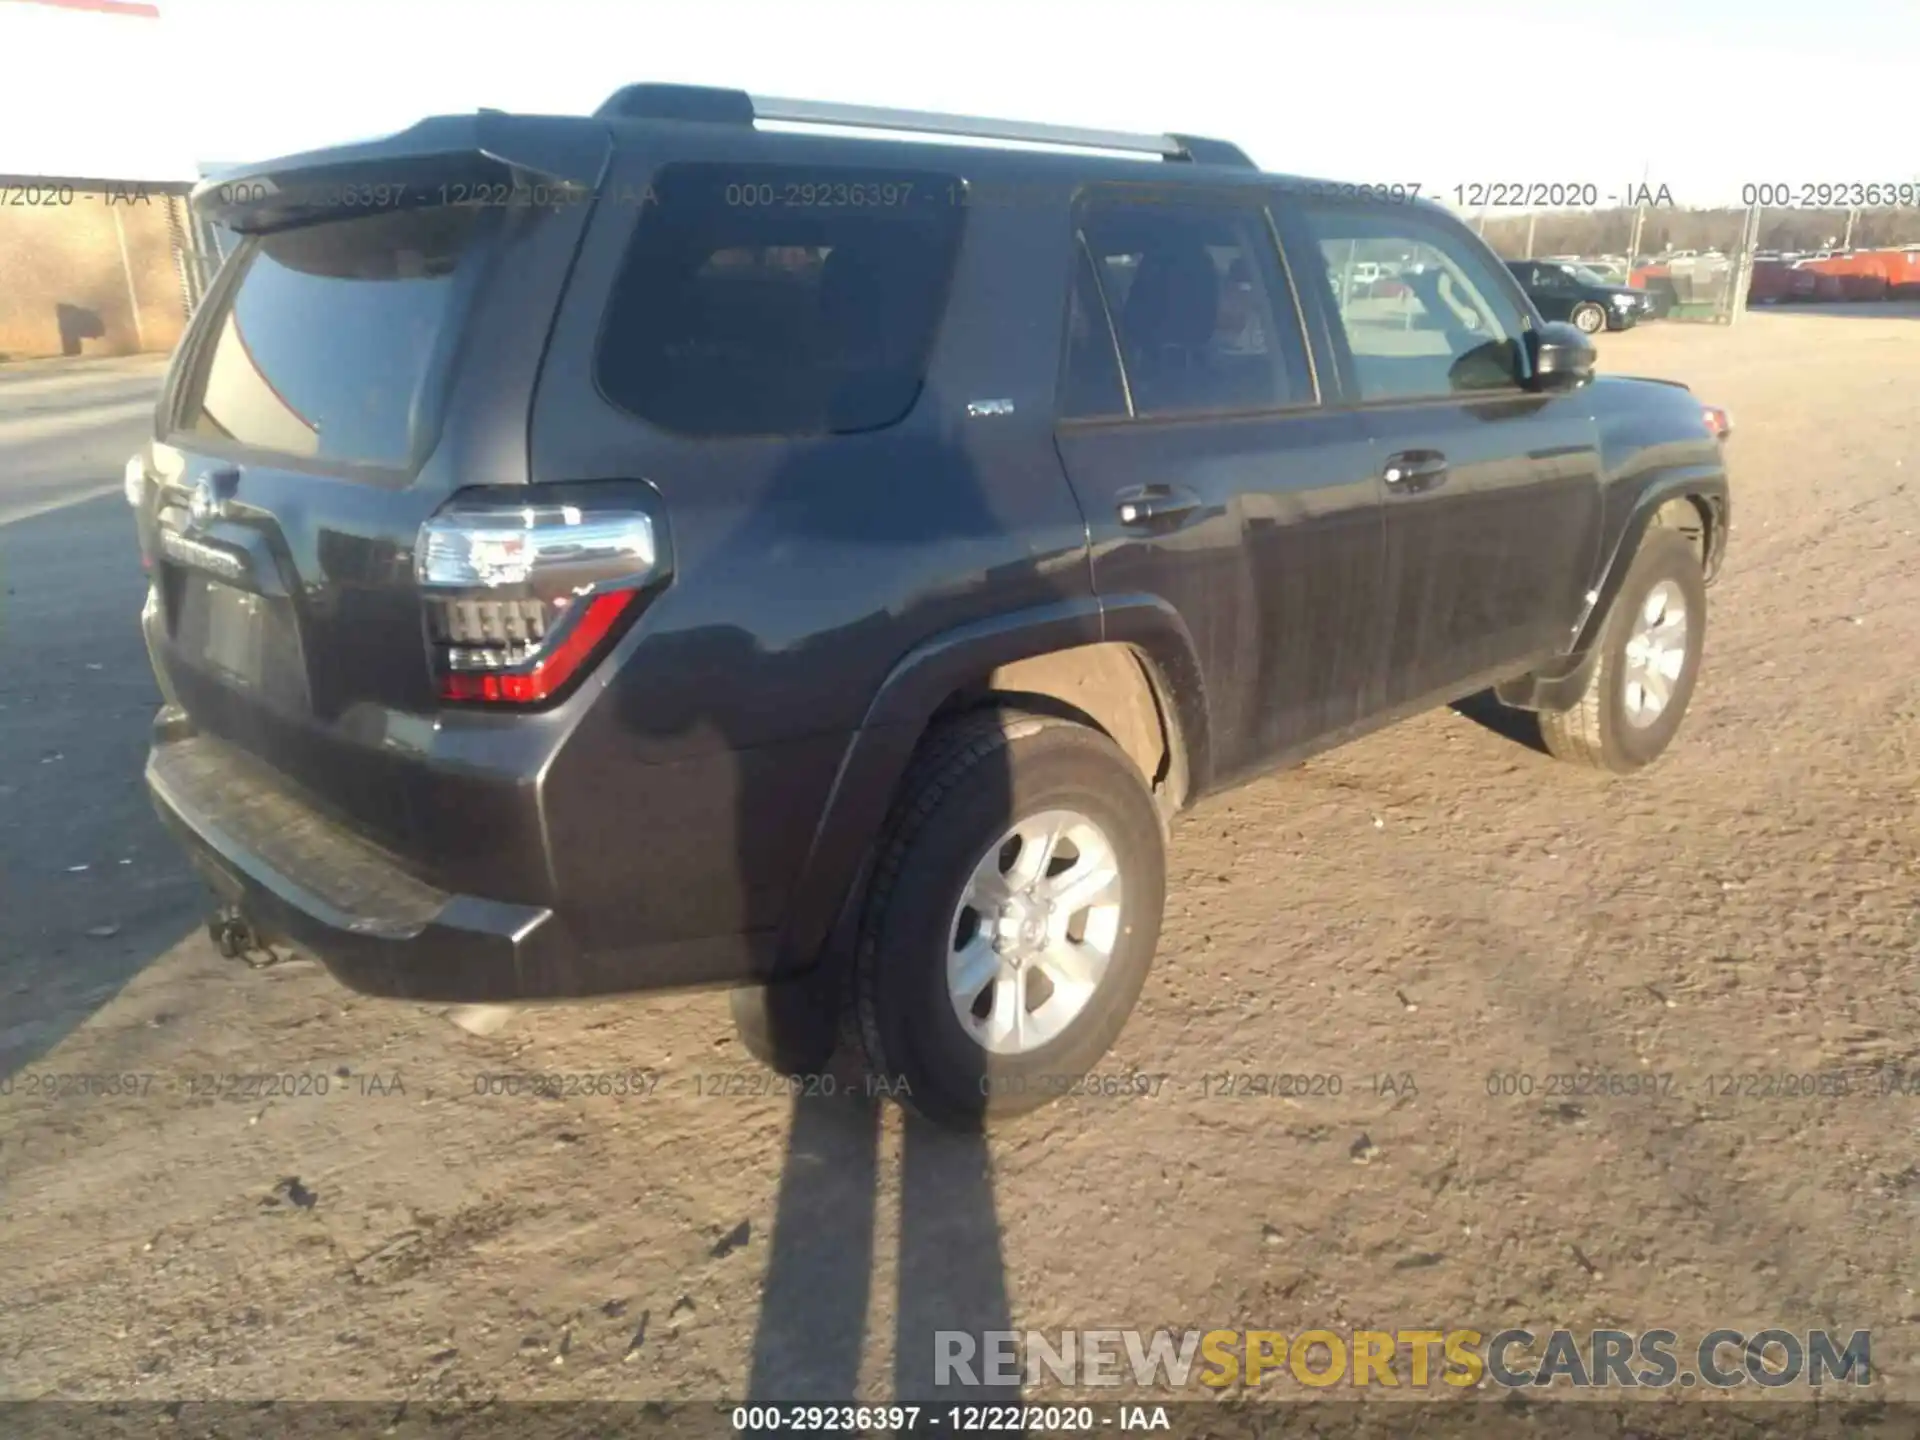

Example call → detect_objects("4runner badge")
966 398 1015 418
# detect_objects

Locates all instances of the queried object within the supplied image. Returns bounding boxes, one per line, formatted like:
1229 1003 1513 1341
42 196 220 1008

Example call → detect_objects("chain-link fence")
1471 196 1920 325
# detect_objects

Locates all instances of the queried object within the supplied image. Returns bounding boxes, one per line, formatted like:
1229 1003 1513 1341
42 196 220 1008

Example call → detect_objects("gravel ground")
1 310 1916 1409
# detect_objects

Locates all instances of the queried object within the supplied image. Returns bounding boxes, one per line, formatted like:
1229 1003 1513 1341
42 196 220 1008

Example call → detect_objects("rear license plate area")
169 576 310 708
206 582 263 683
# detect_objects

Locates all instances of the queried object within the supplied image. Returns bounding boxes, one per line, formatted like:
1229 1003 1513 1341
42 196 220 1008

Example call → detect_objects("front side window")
1075 192 1312 418
595 163 965 437
1300 205 1527 402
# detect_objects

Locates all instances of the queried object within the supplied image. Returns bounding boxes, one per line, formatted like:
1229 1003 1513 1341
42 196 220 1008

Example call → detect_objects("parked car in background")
1506 258 1655 332
1345 260 1384 295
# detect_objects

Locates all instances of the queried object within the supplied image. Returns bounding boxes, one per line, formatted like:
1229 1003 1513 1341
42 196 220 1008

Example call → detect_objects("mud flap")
1494 643 1602 714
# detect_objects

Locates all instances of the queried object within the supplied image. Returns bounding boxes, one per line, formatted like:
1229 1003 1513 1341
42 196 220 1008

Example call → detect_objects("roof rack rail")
749 94 1185 157
592 83 1256 168
1168 133 1258 169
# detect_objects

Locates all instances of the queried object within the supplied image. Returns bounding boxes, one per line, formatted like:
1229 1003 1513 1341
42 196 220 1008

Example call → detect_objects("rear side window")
1074 192 1312 418
595 163 965 437
179 205 498 469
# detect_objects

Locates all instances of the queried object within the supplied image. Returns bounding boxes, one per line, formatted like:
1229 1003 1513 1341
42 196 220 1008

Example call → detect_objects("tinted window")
1301 205 1526 401
180 205 497 468
1059 243 1128 418
1078 193 1311 417
596 163 965 437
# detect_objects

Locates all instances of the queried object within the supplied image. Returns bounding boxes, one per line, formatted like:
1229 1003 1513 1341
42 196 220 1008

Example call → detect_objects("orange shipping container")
1886 249 1920 296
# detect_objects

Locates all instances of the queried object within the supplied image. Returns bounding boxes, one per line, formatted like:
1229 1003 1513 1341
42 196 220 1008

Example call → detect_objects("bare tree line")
1479 207 1920 259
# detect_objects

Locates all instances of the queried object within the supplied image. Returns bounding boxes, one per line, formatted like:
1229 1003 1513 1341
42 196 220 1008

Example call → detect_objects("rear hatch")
138 115 611 886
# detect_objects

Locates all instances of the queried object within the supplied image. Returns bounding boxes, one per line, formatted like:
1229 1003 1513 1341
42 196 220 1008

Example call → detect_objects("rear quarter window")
593 163 966 437
177 204 498 469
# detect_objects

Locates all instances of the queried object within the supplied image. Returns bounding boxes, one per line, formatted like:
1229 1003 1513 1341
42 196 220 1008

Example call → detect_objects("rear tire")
851 709 1165 1131
1540 528 1706 773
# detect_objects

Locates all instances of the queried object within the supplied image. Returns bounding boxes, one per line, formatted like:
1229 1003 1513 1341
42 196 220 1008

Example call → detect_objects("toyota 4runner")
131 84 1731 1129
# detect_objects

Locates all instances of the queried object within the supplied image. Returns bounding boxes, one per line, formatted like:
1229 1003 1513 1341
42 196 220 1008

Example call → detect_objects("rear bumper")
148 732 564 1000
147 731 773 1002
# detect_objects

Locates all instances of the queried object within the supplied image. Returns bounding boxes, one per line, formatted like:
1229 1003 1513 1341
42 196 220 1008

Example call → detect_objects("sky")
4 0 1919 208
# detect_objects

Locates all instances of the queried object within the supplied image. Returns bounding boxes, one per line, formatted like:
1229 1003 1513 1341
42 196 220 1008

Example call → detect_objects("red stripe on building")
3 0 162 17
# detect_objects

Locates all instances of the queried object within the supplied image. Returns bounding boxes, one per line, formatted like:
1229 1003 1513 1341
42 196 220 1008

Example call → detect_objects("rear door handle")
1115 484 1203 528
1383 449 1449 494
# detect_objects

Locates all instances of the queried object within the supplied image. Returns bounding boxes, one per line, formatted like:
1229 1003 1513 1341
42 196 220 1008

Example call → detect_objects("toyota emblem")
187 476 220 530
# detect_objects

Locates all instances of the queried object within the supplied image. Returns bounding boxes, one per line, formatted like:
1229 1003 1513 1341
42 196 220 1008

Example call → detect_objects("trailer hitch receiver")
207 906 285 969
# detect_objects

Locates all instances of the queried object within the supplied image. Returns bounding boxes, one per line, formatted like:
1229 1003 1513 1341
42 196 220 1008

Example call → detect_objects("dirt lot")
2 309 1917 1410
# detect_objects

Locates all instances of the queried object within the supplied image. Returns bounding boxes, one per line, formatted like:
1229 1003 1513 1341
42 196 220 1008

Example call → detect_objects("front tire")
851 709 1166 1130
1540 528 1706 773
1572 301 1607 334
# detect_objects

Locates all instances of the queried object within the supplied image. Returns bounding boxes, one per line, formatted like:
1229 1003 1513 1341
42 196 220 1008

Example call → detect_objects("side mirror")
1527 322 1596 391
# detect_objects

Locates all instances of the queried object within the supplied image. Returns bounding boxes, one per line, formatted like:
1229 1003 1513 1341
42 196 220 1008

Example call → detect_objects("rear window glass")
595 163 966 437
179 205 497 468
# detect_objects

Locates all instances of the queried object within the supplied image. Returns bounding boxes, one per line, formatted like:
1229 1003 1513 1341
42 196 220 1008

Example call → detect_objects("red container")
1840 272 1888 300
1826 252 1899 284
1864 249 1920 288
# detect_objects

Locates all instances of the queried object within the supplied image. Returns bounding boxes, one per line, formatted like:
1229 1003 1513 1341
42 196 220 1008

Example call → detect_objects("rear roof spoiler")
190 113 612 232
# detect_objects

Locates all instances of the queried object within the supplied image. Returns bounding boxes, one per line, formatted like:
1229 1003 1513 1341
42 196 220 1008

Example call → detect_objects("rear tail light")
416 497 660 706
1701 404 1732 441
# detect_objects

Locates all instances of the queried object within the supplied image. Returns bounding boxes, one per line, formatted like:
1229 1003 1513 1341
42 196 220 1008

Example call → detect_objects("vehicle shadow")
1448 688 1549 756
0 493 204 1081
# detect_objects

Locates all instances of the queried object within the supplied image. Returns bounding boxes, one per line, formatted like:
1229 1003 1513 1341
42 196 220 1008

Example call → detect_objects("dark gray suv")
131 84 1731 1129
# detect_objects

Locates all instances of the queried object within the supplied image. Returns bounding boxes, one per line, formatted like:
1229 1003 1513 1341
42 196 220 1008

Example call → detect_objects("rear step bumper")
146 733 566 1002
